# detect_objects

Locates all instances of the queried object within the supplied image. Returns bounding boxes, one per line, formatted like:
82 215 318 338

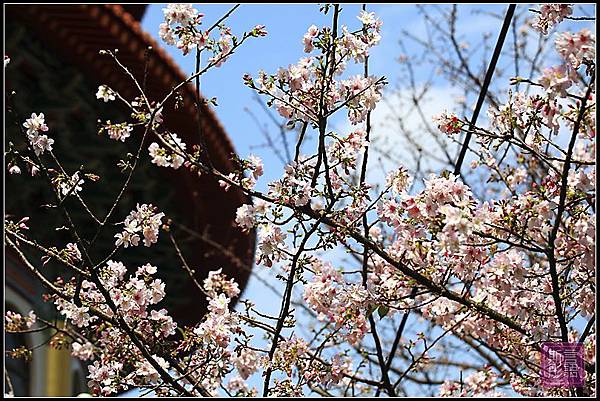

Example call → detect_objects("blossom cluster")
159 3 206 55
148 133 187 169
5 311 37 332
96 85 116 102
487 92 562 140
440 367 502 397
304 259 369 344
23 113 54 156
51 260 176 395
340 75 384 124
208 27 233 67
184 271 244 392
57 172 85 198
7 162 21 175
532 8 595 103
555 28 596 69
271 336 309 376
327 129 369 173
531 3 573 34
372 153 595 394
71 341 95 361
433 111 463 136
232 348 260 380
341 11 383 62
245 11 384 125
219 154 264 191
99 121 133 142
539 64 577 98
255 225 288 267
386 166 412 194
267 158 315 207
114 203 165 248
203 268 241 299
538 27 594 100
60 242 82 264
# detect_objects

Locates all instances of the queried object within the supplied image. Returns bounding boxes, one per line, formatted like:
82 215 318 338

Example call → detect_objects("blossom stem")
453 4 516 176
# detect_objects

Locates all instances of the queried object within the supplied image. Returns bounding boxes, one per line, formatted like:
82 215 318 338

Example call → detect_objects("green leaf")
366 304 377 318
377 305 389 319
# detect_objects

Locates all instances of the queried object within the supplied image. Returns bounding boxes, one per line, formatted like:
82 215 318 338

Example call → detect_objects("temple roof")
5 4 256 325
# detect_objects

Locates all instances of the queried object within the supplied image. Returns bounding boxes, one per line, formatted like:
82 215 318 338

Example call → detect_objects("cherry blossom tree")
4 3 596 397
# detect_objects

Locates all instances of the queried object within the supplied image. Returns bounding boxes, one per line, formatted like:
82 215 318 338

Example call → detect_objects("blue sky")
140 3 552 184
140 2 515 309
140 5 479 393
137 4 595 395
141 3 416 173
142 2 430 312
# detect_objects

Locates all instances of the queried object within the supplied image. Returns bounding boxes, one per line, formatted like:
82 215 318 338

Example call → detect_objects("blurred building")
4 4 255 396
